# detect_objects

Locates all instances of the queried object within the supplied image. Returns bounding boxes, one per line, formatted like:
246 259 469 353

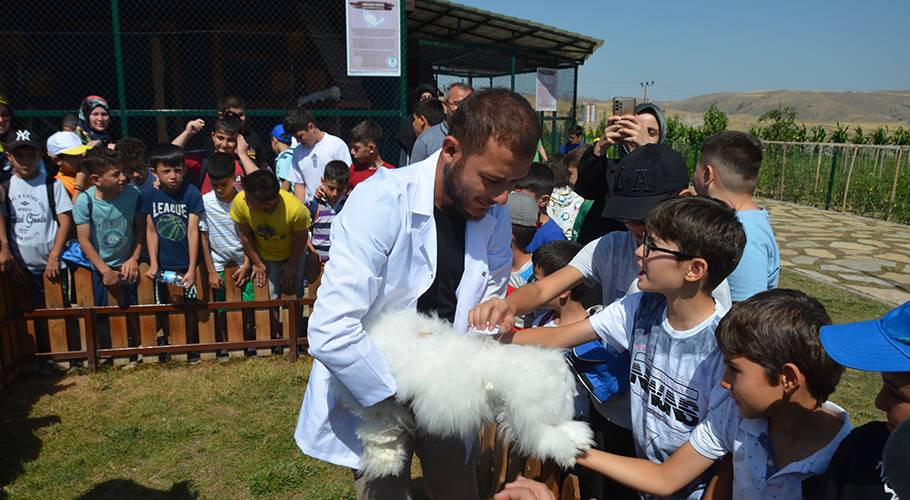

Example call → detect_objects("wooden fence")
0 262 316 379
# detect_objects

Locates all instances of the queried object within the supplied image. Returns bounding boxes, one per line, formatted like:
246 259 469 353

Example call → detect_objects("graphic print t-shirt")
140 184 205 271
589 292 727 499
7 173 73 271
73 185 141 267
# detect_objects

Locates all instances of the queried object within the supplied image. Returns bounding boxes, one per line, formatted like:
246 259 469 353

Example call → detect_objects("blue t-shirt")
527 218 567 253
140 184 205 271
728 209 780 302
74 186 141 267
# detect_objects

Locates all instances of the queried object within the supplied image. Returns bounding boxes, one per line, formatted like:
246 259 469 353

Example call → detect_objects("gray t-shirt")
409 121 448 165
74 186 141 267
590 292 727 499
8 173 73 272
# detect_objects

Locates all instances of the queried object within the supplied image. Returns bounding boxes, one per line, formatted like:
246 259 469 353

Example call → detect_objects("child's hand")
101 267 121 287
494 476 555 500
86 140 101 149
469 298 516 334
251 263 268 288
0 247 15 273
313 183 328 201
208 270 223 290
185 118 205 135
236 134 249 157
145 264 158 282
232 264 250 288
120 257 140 283
182 269 196 290
44 254 61 282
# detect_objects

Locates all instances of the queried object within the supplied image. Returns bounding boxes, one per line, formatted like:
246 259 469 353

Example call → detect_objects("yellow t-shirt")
229 190 311 261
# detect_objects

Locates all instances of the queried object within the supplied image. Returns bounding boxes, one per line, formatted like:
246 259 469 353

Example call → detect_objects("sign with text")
346 1 401 77
535 68 558 112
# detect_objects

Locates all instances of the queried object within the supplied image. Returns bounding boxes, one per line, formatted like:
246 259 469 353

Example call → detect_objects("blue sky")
455 0 910 101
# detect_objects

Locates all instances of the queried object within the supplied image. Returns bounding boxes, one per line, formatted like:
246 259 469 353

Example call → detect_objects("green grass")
0 270 894 498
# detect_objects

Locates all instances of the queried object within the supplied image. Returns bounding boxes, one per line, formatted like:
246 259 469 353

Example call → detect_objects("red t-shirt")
185 152 245 194
349 161 395 190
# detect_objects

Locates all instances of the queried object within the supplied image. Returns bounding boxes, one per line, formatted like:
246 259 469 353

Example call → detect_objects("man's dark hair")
413 98 445 127
516 162 555 199
212 114 242 136
563 144 591 170
512 225 536 253
547 154 569 188
715 289 843 404
449 88 540 161
116 137 147 165
242 169 280 203
284 107 317 135
569 125 584 138
207 152 235 180
350 119 383 145
532 240 588 301
699 131 763 193
148 143 185 169
218 95 245 112
323 160 351 185
83 146 121 176
645 195 746 291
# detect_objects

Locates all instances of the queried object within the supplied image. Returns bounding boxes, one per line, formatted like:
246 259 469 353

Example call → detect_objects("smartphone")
612 97 637 117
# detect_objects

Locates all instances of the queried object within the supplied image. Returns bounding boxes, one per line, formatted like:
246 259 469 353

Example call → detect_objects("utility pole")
640 81 655 102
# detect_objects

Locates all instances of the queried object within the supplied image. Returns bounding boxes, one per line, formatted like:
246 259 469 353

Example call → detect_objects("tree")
753 105 801 141
701 104 728 137
665 115 688 143
849 126 868 145
891 126 910 146
831 122 850 143
871 126 890 145
808 126 827 143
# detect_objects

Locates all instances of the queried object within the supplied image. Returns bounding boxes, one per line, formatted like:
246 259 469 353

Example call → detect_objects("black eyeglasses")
643 233 697 261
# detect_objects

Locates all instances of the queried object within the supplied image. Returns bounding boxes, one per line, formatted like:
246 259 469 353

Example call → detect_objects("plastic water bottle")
155 270 185 287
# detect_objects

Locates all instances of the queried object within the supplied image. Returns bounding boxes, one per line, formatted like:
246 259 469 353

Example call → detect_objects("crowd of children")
2 89 908 499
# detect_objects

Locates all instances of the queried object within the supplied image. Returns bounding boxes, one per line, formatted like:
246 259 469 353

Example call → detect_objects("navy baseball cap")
820 301 910 372
601 144 690 221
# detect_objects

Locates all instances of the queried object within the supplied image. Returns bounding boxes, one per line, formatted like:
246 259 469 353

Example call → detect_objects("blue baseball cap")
820 301 910 372
270 124 291 144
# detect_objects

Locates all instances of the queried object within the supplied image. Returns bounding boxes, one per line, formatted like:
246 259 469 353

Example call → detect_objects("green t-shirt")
73 186 141 267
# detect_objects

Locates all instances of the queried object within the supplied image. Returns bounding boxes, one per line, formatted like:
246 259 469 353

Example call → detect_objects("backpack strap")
46 175 58 223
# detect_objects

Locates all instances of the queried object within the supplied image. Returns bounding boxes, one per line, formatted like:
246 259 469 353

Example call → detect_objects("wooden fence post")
195 266 217 360
253 281 271 357
84 309 97 372
779 144 788 196
222 265 246 358
813 145 825 190
136 264 158 361
889 149 905 220
841 146 859 212
289 300 299 362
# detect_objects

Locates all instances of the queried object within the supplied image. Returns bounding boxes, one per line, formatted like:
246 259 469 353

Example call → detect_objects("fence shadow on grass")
76 479 198 499
0 372 68 499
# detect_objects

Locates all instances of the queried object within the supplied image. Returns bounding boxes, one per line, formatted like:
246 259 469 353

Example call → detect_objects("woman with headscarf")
394 83 440 167
573 102 668 244
76 95 112 146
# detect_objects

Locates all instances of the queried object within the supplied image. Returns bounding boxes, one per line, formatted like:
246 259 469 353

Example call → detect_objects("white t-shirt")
8 173 73 272
288 133 352 202
690 397 852 500
200 190 245 272
589 292 728 499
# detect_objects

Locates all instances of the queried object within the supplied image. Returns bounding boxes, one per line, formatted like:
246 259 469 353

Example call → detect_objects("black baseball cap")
602 144 690 221
4 127 43 152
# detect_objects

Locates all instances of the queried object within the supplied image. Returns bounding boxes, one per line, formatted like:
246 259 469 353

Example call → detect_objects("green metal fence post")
550 112 558 154
399 2 408 122
571 65 578 126
510 53 516 91
110 0 128 136
824 147 841 210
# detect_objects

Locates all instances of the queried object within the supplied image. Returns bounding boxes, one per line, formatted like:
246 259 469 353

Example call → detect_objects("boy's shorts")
264 258 307 300
212 270 255 302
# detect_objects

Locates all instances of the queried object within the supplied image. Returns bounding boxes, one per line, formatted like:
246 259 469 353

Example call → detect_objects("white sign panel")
535 68 558 112
346 1 402 77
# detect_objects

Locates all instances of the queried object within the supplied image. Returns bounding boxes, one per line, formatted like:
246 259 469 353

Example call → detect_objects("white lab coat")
294 151 512 469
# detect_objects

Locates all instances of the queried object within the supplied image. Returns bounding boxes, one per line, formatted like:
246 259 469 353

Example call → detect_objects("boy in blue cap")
270 124 294 192
805 301 910 499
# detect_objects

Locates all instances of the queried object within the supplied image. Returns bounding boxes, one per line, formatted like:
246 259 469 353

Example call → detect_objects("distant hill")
658 90 910 130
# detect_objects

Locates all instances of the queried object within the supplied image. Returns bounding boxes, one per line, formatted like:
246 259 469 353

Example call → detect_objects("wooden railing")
1 263 316 374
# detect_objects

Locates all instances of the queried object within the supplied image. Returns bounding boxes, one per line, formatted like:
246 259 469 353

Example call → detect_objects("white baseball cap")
46 131 89 157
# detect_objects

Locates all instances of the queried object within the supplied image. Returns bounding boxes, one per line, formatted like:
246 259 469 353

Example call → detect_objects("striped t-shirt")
308 196 347 262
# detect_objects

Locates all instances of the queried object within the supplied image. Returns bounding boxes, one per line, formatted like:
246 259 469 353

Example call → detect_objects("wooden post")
478 423 497 499
889 149 905 220
559 475 580 500
84 309 97 372
73 267 95 351
253 282 271 357
107 286 130 366
288 300 299 362
136 264 158 359
222 265 246 358
813 145 825 190
841 146 859 212
43 276 69 366
165 284 188 361
195 266 216 360
779 144 788 196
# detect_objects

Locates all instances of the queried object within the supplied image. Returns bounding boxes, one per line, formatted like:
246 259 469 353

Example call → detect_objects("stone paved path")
762 198 910 305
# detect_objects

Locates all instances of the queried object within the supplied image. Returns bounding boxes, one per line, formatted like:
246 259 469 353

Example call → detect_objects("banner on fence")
535 68 558 111
346 1 402 77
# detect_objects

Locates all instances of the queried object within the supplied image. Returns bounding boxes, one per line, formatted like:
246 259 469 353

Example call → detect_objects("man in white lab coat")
294 89 543 499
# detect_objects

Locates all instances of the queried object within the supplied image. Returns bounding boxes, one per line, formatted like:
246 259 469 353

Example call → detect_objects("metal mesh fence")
757 142 910 223
2 0 406 161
